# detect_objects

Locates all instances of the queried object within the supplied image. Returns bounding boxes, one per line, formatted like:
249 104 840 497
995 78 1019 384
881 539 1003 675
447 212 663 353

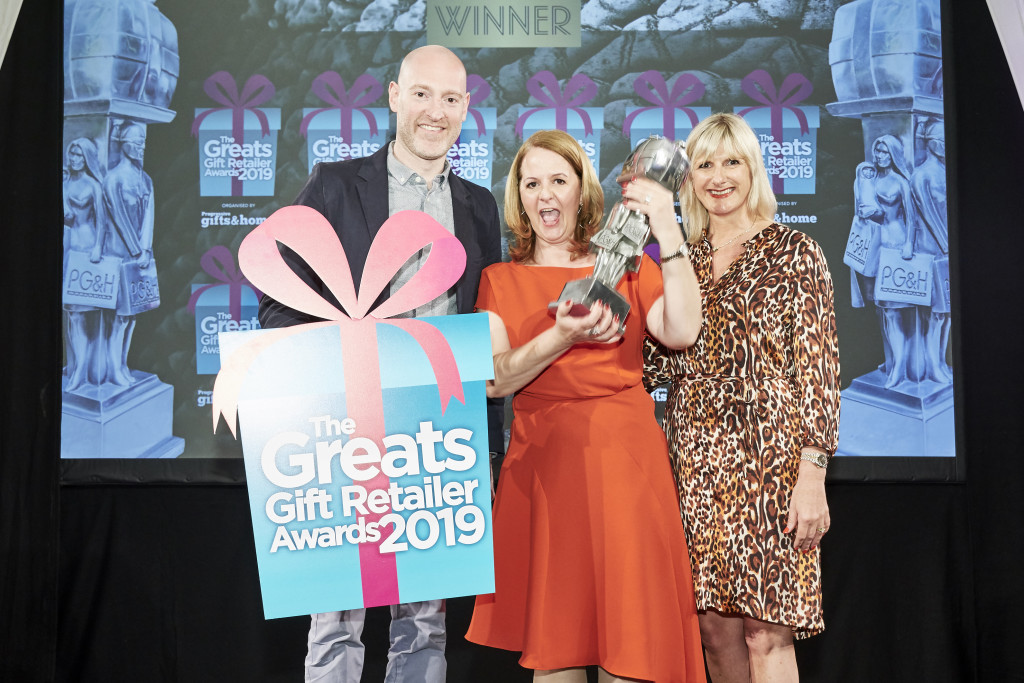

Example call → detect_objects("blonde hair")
680 112 777 241
504 130 604 263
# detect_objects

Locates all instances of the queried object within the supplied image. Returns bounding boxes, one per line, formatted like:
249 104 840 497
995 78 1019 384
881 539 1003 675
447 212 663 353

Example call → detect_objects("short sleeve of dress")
636 256 670 391
635 254 666 324
792 237 841 454
642 335 673 391
474 266 500 316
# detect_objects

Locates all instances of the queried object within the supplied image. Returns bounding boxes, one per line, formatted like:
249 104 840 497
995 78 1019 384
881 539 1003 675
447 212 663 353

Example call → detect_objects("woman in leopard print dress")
646 113 840 682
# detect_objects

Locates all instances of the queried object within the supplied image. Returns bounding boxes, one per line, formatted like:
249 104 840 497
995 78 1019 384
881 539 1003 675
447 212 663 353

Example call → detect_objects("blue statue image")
62 137 106 391
60 0 183 459
911 119 951 383
101 122 157 387
850 135 918 388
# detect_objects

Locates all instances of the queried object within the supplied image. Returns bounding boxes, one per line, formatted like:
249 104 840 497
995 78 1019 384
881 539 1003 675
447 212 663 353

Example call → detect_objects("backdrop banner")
59 0 958 483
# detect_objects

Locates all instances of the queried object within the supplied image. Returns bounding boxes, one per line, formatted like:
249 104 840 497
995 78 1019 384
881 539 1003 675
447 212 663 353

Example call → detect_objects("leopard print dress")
645 223 840 638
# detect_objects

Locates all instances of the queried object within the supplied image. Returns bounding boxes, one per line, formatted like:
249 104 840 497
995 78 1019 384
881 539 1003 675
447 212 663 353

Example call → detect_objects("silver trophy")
550 135 690 330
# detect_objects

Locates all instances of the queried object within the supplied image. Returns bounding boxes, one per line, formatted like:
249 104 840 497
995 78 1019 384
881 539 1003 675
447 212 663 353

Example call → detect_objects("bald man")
259 46 503 681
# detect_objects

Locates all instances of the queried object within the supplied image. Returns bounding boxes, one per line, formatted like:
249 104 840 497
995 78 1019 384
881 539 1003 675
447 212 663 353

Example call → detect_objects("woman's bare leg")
700 610 750 683
744 617 797 683
534 667 587 683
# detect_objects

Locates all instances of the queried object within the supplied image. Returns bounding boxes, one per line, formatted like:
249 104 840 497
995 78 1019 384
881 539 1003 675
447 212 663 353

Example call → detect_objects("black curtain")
3 1 1024 681
0 0 62 681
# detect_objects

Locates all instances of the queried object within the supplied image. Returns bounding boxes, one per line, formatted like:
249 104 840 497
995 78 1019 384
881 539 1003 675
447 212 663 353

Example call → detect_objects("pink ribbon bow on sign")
622 71 705 138
465 74 492 136
186 245 260 323
191 71 276 195
737 70 813 192
299 72 384 143
515 71 598 137
212 205 467 607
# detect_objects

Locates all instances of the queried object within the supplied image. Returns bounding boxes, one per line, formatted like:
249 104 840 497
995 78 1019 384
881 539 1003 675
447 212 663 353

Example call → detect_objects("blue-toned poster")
60 0 957 482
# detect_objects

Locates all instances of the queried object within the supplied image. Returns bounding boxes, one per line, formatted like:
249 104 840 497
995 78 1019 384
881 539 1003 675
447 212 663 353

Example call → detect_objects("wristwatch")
800 451 829 469
660 242 690 263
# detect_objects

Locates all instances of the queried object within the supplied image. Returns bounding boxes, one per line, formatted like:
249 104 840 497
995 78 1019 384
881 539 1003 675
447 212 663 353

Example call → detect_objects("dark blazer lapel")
449 176 477 313
356 146 391 241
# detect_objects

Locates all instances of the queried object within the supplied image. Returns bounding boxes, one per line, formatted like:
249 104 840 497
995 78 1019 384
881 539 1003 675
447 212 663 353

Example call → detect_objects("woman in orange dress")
645 113 840 682
465 130 706 682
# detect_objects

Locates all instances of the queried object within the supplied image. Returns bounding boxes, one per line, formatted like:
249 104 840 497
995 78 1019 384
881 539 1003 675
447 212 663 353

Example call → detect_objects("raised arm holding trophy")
549 134 692 331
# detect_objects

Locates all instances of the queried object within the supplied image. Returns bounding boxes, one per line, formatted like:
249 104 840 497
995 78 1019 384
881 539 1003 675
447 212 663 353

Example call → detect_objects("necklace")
709 220 757 253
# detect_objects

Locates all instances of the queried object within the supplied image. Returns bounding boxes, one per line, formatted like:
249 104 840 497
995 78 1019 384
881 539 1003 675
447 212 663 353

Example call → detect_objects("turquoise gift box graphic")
735 106 820 195
213 206 495 619
195 107 281 196
450 108 495 188
303 107 390 171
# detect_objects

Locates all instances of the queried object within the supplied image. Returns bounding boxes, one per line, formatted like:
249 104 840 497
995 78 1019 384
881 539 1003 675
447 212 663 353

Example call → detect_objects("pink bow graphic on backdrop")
737 70 813 192
212 206 466 608
465 74 491 136
622 71 705 138
191 71 276 195
515 71 598 137
186 245 260 323
299 72 383 143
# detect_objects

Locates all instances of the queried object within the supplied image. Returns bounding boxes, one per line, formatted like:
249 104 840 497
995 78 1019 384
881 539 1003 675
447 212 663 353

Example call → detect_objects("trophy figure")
550 135 690 330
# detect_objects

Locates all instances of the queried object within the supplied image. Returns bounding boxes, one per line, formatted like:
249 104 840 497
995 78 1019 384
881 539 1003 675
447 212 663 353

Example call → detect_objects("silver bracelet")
660 242 690 264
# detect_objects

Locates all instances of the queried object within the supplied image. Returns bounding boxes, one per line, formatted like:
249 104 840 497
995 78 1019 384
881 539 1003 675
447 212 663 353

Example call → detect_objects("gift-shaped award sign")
300 72 390 173
516 71 603 171
213 207 495 619
193 72 281 197
449 74 495 188
188 245 260 375
623 71 710 148
735 70 819 195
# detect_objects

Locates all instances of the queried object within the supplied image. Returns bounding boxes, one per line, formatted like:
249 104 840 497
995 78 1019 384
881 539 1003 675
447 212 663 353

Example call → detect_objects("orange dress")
466 257 705 682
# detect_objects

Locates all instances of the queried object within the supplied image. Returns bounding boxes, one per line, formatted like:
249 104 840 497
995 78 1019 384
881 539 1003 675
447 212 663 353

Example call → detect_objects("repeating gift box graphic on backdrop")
516 70 603 171
193 72 281 197
449 74 495 188
734 70 820 195
623 71 711 148
188 245 260 375
300 71 390 173
213 207 495 618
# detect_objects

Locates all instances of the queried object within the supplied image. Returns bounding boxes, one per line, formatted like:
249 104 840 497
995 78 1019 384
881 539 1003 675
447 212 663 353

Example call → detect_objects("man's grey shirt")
386 142 457 319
